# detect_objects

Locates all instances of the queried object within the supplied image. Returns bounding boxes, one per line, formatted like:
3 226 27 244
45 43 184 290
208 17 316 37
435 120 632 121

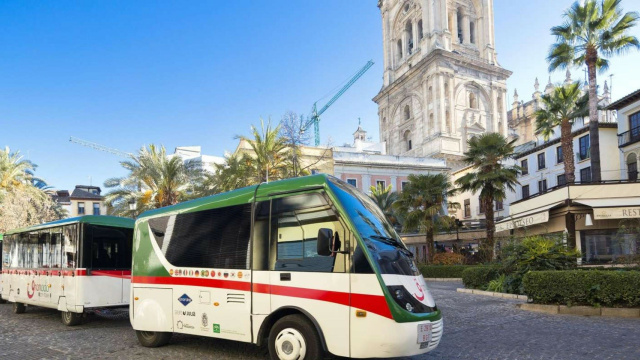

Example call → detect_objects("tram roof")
138 174 331 220
4 215 135 235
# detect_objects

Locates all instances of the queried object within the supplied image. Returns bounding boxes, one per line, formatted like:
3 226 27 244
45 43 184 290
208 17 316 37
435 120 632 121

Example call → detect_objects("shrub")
461 265 501 289
498 235 580 294
486 274 507 293
432 252 465 265
523 270 640 307
420 265 470 278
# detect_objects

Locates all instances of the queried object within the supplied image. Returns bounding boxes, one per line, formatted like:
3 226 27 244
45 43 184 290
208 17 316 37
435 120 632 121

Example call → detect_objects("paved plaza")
1 282 639 359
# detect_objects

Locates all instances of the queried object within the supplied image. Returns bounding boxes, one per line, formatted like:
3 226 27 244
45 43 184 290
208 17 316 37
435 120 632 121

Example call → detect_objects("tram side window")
87 225 132 270
39 230 51 268
252 200 271 271
2 235 10 269
63 225 78 268
50 228 62 268
29 231 40 268
270 192 347 273
162 203 252 269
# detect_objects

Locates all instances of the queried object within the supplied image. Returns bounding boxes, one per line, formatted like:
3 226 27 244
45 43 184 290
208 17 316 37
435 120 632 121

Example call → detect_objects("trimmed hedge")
420 265 474 278
461 266 501 289
523 270 640 307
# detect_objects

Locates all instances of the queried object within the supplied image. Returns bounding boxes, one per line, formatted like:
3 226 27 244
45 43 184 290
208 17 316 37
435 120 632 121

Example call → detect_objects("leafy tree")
394 174 458 262
548 0 639 181
104 144 202 217
456 133 520 262
369 184 400 227
236 119 291 184
535 82 589 183
0 146 36 190
0 147 65 232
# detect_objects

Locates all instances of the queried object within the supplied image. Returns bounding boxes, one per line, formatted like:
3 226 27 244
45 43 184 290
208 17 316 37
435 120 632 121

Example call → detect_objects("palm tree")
369 184 400 227
104 144 202 217
548 0 639 182
207 152 253 194
456 133 520 262
237 119 291 184
394 174 458 262
535 83 589 183
0 147 36 190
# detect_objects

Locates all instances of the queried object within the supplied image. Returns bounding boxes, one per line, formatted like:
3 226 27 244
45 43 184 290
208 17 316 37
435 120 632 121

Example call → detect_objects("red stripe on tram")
132 276 393 320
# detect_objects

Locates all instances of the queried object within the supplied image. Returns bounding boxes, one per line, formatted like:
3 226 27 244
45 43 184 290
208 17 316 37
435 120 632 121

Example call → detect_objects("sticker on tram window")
213 324 220 333
178 294 193 306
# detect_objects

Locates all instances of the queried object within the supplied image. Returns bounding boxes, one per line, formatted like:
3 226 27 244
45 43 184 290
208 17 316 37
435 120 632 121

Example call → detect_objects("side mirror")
317 228 333 256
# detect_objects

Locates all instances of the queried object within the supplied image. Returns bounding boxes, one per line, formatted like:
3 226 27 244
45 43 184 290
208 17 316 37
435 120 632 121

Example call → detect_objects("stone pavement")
0 282 639 359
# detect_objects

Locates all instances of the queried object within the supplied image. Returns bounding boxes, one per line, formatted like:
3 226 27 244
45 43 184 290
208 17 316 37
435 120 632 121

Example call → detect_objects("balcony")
618 127 640 148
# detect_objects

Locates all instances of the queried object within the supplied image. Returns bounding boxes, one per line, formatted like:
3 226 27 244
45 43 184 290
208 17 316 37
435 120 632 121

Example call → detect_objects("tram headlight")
386 285 437 314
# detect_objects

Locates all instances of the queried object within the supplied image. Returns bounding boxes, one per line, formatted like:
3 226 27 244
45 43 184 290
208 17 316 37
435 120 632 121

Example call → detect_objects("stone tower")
373 0 512 168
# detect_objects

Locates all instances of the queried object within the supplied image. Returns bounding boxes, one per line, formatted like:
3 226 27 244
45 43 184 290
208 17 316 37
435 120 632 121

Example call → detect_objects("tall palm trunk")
586 47 601 182
560 118 576 183
426 227 434 263
483 195 495 262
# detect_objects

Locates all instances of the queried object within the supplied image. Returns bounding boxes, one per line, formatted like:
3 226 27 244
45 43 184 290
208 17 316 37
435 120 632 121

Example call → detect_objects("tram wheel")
268 314 323 360
61 311 82 326
13 302 26 314
136 330 173 348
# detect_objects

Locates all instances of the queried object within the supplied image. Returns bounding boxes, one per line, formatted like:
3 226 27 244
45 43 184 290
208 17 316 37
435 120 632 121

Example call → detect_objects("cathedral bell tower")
373 0 512 169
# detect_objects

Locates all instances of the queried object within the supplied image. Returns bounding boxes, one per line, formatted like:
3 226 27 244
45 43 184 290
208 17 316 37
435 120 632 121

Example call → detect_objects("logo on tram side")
178 294 192 306
27 280 49 299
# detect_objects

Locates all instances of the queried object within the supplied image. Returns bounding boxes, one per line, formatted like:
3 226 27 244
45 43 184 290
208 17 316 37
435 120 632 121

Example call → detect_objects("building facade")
373 0 511 169
52 185 107 218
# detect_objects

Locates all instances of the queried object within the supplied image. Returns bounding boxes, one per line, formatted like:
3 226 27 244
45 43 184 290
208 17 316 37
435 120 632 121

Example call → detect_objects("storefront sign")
495 211 549 232
593 207 640 220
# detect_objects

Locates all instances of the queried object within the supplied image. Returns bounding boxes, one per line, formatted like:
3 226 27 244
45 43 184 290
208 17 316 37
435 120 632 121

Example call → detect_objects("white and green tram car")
130 175 442 359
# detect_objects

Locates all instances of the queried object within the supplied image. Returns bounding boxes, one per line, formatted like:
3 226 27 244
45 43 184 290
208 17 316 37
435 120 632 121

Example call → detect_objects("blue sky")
1 0 639 191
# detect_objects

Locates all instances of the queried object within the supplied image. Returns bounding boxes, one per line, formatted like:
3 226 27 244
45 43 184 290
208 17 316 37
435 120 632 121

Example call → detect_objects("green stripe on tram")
3 215 134 235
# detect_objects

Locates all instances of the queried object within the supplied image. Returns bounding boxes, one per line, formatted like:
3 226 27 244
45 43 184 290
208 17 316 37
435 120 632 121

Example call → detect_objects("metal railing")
618 127 640 147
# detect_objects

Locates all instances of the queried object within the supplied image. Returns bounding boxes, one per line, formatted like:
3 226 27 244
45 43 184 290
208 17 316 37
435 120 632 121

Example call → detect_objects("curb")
517 303 640 318
425 278 463 282
456 288 528 301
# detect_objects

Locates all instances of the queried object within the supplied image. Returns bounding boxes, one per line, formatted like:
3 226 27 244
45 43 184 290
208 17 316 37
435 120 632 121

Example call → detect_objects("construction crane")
69 136 133 158
303 60 374 146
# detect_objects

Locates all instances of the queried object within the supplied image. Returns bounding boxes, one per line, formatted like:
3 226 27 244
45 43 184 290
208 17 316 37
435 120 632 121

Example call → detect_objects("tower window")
470 21 475 44
418 20 423 39
397 39 403 60
403 130 412 151
429 113 435 134
404 105 411 120
457 8 463 44
406 21 414 54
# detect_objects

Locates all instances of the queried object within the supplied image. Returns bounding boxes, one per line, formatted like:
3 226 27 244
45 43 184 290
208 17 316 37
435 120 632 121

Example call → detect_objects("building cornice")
373 49 512 103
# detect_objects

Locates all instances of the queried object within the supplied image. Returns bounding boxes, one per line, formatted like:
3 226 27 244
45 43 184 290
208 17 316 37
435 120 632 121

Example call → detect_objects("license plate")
417 323 432 344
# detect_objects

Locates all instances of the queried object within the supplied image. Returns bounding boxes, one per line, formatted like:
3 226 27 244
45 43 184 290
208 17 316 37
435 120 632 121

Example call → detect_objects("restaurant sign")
593 207 640 220
495 211 549 232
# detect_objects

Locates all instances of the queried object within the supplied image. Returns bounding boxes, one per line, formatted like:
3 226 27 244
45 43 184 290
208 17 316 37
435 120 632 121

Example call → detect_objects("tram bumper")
350 317 443 358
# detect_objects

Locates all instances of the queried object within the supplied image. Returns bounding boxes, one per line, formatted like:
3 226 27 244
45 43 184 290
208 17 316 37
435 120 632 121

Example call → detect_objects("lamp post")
129 200 136 218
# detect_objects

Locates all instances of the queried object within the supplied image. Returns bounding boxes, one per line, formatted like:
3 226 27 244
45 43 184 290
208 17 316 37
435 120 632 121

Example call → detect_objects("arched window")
403 130 412 151
457 8 463 44
397 39 403 60
404 105 411 120
406 21 414 54
469 92 477 109
428 86 433 104
470 21 475 44
418 20 423 39
628 153 638 181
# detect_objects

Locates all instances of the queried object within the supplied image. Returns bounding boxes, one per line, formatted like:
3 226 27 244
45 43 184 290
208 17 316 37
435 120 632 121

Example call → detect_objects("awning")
495 202 564 232
573 198 640 220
